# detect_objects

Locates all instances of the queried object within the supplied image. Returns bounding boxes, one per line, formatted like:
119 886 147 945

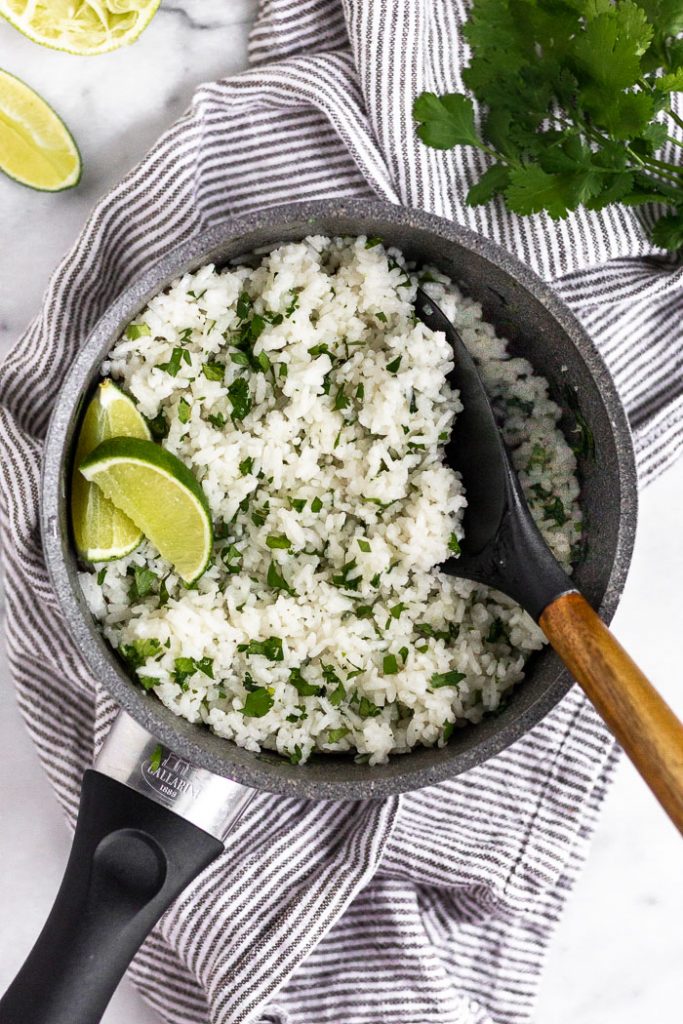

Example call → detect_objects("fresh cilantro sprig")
413 0 683 250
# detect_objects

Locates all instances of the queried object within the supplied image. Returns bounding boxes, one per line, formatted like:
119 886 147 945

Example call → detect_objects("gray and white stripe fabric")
0 1 680 1022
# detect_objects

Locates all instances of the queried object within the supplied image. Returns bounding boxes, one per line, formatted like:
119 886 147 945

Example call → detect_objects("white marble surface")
0 4 681 1022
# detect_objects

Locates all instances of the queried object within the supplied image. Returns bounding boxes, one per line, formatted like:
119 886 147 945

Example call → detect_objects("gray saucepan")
0 199 637 1024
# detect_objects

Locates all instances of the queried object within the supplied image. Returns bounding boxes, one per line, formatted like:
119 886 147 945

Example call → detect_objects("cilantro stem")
666 108 683 134
641 154 683 179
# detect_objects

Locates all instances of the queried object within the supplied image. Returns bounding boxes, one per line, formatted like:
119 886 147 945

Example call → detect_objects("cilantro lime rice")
79 235 582 765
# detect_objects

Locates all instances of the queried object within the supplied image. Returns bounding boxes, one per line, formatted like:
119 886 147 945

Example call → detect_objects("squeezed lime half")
0 0 161 56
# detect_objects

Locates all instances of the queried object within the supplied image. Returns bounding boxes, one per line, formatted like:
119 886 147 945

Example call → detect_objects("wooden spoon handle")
539 592 683 834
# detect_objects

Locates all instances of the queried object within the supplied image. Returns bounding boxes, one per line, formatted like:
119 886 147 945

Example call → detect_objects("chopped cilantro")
230 350 251 367
361 496 398 511
448 534 462 555
266 535 291 550
389 602 405 619
311 496 323 513
386 355 402 373
286 706 308 723
178 397 191 424
328 682 346 706
119 637 161 669
365 237 382 248
358 696 382 718
173 657 197 688
443 721 455 742
321 663 341 686
208 411 226 429
486 618 508 644
267 561 296 595
284 287 302 318
202 361 225 382
96 568 107 585
542 496 568 526
508 395 534 415
158 577 170 607
376 311 388 323
383 653 399 675
357 538 371 553
257 350 272 373
240 687 274 718
431 669 466 689
355 383 365 401
239 456 254 476
290 498 307 512
331 559 362 592
227 377 252 420
333 387 349 411
129 566 157 601
308 342 330 357
125 322 151 340
355 605 374 619
149 744 163 771
288 744 303 764
146 410 168 439
327 727 350 743
251 503 269 527
527 443 551 471
138 676 159 691
236 291 253 320
238 636 284 662
197 656 214 678
288 667 321 697
221 544 243 574
158 347 191 376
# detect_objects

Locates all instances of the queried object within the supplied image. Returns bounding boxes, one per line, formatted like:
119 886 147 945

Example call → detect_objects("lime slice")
80 437 213 583
0 69 80 191
0 0 160 56
72 381 150 561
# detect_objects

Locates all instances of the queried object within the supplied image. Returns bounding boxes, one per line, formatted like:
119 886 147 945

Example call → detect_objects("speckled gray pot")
41 199 637 800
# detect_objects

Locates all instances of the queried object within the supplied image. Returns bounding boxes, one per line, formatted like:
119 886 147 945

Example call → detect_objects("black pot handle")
0 769 224 1024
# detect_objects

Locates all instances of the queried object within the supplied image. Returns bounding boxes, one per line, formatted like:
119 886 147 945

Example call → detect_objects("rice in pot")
79 236 582 765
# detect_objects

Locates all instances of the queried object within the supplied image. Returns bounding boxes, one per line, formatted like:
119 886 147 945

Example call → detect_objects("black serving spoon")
415 288 683 834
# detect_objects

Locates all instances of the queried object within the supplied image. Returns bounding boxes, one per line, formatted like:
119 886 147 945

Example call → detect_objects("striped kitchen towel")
0 2 681 1023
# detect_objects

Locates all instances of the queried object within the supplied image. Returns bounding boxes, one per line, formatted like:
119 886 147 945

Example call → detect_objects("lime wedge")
0 69 80 191
80 437 213 583
0 0 160 56
72 381 150 562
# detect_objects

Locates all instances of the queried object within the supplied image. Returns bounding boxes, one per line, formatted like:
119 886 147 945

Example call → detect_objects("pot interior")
42 200 637 799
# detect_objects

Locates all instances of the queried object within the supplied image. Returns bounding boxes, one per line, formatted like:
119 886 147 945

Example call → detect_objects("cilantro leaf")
466 162 510 206
413 92 482 149
651 211 683 250
412 0 683 252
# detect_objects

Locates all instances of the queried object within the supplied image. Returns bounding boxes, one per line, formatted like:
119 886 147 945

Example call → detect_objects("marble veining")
0 3 680 1022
